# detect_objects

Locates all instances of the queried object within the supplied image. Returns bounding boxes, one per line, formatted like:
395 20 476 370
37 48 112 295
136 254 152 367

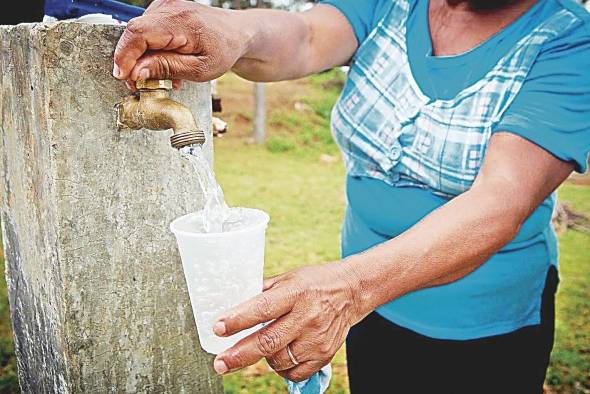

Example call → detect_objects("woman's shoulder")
496 2 590 174
317 0 394 44
556 0 590 21
552 0 590 35
534 0 590 61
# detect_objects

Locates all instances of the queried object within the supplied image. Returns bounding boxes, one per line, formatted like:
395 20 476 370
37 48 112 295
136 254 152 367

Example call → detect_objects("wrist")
341 247 411 318
333 259 373 323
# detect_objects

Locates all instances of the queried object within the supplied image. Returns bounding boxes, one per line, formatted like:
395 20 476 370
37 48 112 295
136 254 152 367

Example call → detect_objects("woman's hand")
113 0 252 85
212 263 366 382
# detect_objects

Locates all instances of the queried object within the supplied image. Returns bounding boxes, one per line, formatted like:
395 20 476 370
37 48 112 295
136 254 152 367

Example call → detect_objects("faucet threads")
170 130 206 149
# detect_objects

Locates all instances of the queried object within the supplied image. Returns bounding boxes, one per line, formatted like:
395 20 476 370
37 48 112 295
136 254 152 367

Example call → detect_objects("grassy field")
0 71 589 393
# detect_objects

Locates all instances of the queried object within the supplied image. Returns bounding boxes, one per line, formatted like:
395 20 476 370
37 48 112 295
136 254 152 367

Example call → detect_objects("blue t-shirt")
322 0 590 172
320 0 590 339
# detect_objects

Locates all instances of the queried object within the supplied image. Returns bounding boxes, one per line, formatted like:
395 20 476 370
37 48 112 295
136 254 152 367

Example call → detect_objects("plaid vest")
331 0 578 197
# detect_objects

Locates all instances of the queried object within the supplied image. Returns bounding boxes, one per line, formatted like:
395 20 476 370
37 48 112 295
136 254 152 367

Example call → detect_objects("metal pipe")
116 80 205 149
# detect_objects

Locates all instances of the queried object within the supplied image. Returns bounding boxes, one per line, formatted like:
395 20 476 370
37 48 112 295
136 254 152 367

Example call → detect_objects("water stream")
180 145 251 233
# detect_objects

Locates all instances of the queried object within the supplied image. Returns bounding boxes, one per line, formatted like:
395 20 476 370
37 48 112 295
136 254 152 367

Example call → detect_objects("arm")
113 1 356 84
346 132 573 311
210 133 573 381
233 5 357 81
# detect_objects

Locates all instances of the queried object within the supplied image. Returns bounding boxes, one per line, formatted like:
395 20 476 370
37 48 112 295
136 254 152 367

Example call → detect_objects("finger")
266 341 304 372
214 313 302 374
125 79 137 91
263 274 283 291
277 360 327 383
128 51 222 82
267 348 295 372
214 286 296 337
113 16 190 80
172 79 183 90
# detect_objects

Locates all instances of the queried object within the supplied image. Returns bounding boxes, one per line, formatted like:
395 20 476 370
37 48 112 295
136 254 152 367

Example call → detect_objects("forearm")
231 6 356 82
230 9 310 81
344 183 526 314
339 133 575 317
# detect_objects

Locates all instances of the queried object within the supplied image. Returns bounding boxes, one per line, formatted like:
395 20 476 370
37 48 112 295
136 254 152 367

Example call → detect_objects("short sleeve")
318 0 390 45
495 20 590 173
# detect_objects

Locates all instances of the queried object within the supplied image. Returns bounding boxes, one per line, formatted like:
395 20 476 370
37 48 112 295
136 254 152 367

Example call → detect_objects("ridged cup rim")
170 208 270 237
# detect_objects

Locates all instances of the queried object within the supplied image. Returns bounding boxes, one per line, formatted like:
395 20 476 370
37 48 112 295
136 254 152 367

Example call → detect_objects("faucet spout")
116 80 206 149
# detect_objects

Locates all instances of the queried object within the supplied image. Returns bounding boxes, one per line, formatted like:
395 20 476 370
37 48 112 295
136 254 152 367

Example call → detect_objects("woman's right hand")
113 0 253 85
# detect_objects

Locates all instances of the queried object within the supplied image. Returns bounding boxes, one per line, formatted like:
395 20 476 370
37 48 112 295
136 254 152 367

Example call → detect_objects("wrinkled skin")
113 0 250 89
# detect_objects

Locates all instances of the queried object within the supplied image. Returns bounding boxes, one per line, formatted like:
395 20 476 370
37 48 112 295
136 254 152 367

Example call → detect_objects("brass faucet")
116 79 205 149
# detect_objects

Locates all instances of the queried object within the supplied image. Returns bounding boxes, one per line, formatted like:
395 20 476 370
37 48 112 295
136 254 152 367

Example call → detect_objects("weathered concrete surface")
0 22 222 393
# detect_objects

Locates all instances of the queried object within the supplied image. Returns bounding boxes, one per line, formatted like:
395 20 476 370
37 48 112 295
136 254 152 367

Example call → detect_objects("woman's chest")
331 1 546 195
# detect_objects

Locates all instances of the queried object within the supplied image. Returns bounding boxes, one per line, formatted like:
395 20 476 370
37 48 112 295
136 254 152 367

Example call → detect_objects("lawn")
0 71 588 393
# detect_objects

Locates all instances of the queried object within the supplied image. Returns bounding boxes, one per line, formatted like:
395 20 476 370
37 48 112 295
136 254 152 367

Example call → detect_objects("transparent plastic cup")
170 208 270 354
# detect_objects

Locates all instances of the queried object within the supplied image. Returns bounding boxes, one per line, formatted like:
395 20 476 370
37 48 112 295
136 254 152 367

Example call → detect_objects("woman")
113 0 590 392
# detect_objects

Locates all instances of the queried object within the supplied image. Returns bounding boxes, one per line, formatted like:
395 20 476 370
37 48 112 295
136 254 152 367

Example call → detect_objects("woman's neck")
428 0 537 56
446 0 520 11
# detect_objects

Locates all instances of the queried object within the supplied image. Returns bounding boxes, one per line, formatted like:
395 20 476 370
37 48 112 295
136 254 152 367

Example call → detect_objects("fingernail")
213 359 228 374
213 321 226 336
138 68 150 80
113 64 120 78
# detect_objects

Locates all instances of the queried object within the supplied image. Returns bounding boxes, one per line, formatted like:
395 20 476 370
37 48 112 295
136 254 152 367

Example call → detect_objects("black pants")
346 267 558 394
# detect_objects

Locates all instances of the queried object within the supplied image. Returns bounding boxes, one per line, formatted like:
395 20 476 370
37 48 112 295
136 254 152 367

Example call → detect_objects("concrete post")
0 22 223 393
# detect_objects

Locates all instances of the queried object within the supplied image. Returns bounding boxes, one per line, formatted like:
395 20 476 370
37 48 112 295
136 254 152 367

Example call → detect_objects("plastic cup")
170 208 270 354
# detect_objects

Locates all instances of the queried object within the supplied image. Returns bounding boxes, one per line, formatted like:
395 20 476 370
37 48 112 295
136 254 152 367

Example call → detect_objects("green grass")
547 186 590 392
0 71 588 393
215 140 346 275
547 232 590 391
265 71 340 156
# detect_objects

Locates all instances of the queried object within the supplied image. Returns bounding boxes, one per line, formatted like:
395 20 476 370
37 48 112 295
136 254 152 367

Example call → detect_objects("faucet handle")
136 79 173 91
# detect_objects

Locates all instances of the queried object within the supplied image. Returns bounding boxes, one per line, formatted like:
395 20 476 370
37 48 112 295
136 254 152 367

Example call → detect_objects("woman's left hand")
211 263 365 382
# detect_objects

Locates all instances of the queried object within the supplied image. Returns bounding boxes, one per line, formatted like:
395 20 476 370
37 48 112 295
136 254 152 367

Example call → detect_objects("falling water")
180 145 230 233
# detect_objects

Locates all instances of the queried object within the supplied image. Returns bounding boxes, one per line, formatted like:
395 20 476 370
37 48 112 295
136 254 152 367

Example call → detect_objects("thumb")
129 51 225 83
